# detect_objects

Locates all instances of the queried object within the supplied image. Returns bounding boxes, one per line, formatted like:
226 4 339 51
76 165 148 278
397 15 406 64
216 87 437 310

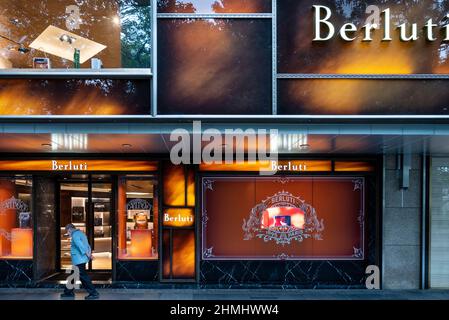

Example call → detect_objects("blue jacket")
71 229 91 266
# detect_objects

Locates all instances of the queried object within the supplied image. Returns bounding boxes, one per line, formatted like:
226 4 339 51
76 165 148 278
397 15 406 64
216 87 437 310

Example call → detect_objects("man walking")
60 224 100 300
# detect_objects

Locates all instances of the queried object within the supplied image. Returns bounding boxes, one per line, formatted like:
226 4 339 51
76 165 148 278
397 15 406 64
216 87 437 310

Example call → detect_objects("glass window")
278 0 449 74
157 19 272 115
157 0 272 14
118 176 158 260
429 158 449 288
0 79 151 116
278 79 449 115
0 176 33 260
0 0 151 69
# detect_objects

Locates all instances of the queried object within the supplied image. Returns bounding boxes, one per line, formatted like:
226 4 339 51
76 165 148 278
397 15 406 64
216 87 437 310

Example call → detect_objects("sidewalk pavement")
0 288 448 300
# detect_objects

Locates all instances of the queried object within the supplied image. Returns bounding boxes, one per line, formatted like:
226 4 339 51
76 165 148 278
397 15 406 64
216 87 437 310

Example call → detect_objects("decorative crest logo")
242 191 324 245
0 196 29 214
126 198 152 211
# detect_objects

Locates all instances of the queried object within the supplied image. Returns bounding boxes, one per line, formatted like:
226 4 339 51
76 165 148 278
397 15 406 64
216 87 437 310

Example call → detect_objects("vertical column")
383 154 422 289
161 162 196 281
33 176 56 280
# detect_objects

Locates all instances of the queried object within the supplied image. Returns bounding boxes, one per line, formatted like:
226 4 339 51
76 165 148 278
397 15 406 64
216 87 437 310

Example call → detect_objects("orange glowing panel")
0 79 150 115
0 160 158 172
129 229 152 258
158 19 272 115
0 180 15 257
163 208 195 228
334 162 376 172
187 169 195 207
11 228 33 258
261 207 305 229
162 230 171 278
163 164 186 206
278 79 449 115
172 230 195 279
200 160 332 172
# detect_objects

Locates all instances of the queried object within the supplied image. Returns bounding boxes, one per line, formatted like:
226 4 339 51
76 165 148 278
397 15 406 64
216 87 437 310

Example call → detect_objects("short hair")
65 223 76 231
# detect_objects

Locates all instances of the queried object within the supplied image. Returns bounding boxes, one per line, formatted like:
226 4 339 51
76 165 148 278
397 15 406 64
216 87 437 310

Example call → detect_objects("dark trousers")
64 263 98 296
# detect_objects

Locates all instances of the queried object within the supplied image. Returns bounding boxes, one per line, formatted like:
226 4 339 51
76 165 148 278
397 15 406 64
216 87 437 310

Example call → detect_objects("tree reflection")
0 0 151 68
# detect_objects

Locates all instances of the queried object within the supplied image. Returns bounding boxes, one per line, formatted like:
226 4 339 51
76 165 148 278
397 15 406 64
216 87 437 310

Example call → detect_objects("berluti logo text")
51 160 88 171
271 161 307 172
313 5 449 42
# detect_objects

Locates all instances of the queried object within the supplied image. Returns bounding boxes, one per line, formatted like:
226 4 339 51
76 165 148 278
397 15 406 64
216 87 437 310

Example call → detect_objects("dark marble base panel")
0 260 33 286
200 260 368 289
115 260 159 282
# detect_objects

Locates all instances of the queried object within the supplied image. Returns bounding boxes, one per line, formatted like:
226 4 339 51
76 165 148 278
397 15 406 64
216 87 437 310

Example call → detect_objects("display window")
0 176 33 260
118 176 158 260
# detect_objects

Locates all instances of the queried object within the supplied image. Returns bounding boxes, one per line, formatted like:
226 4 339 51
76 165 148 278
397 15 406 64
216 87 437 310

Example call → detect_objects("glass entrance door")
59 177 112 272
91 182 112 270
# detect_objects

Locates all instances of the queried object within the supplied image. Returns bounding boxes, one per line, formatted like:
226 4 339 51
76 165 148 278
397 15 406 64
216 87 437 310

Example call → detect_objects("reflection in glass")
157 0 271 13
59 182 88 270
158 19 272 114
0 0 150 68
278 79 449 115
91 183 112 270
0 176 33 259
0 79 151 115
278 0 449 74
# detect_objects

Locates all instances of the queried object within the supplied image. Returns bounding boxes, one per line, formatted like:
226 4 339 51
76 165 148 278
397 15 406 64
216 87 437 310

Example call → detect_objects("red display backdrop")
202 177 364 260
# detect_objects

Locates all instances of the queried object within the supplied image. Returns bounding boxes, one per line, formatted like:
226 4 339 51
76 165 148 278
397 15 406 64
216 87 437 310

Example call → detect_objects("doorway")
58 175 113 273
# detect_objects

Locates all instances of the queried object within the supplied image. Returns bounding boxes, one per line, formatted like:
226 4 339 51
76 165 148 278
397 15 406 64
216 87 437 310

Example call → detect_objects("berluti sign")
0 160 158 172
313 5 449 42
163 208 195 228
200 160 332 172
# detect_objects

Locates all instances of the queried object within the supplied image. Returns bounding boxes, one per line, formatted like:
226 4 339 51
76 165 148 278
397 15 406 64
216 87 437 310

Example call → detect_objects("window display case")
118 176 158 260
0 176 33 259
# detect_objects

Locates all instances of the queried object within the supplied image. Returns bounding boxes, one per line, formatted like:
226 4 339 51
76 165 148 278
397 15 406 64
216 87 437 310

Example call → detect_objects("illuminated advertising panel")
0 79 150 116
202 176 364 260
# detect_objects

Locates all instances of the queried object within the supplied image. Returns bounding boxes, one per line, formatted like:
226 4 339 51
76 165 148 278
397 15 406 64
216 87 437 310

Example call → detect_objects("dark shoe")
60 292 75 299
85 293 99 300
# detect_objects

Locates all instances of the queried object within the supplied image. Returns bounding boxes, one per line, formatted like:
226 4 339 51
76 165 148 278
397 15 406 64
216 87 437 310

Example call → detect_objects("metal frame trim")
272 0 277 115
157 13 272 19
421 153 428 289
277 73 449 79
0 69 152 79
152 0 158 117
381 153 386 289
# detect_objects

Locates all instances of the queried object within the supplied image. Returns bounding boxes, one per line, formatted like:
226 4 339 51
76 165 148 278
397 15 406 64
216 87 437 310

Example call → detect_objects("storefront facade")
0 0 448 290
0 156 380 288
